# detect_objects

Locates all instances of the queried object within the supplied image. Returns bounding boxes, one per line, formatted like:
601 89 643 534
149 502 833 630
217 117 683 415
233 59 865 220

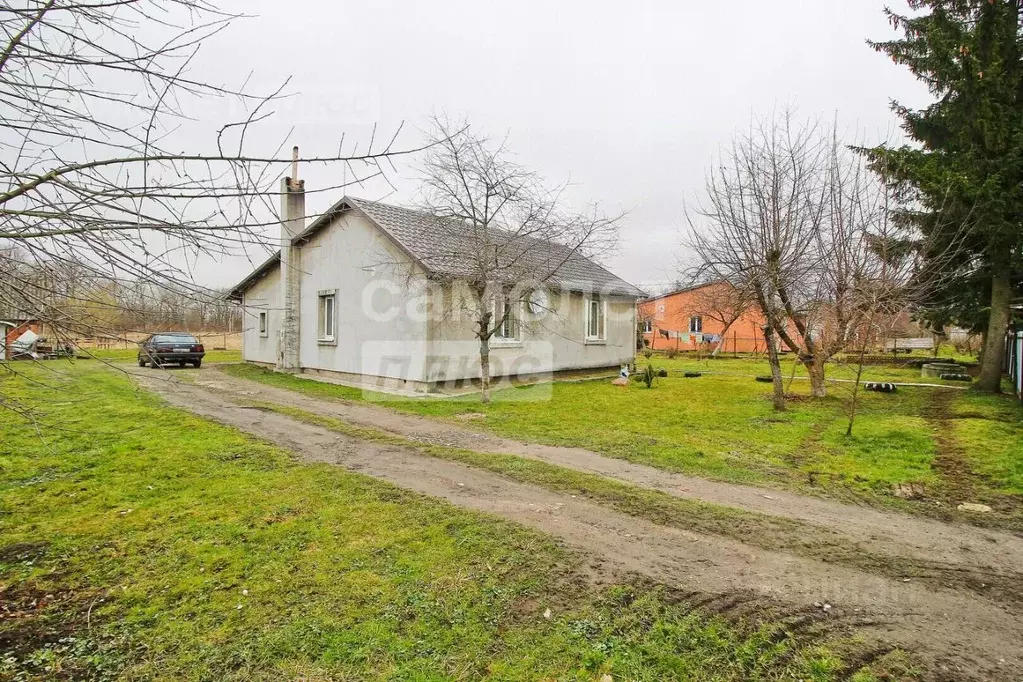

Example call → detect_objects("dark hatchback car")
138 333 205 368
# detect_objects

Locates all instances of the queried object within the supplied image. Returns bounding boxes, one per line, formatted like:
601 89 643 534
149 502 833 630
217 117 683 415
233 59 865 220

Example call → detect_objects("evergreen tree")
863 0 1023 392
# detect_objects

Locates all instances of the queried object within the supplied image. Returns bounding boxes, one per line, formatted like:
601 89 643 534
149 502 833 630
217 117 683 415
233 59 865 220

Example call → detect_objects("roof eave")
292 196 435 276
639 279 725 303
226 251 281 301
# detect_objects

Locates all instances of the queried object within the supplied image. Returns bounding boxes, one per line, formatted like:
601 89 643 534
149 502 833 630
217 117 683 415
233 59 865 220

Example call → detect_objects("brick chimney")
277 146 304 372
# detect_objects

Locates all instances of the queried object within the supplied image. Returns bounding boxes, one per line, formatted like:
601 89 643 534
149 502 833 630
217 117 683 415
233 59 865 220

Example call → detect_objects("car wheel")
138 357 146 367
150 358 160 368
192 360 202 368
180 361 187 368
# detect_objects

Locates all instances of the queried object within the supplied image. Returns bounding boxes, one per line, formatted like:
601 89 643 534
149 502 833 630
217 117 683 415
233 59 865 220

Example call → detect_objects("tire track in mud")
925 390 978 504
197 367 1023 578
134 370 1023 681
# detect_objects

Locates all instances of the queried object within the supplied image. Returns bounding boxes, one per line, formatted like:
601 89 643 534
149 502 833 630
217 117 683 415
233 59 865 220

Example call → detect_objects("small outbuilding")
1 316 41 361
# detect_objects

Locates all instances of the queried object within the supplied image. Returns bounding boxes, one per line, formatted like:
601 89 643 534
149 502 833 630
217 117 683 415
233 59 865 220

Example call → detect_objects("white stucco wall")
296 211 429 384
240 268 280 365
239 209 639 388
425 286 636 382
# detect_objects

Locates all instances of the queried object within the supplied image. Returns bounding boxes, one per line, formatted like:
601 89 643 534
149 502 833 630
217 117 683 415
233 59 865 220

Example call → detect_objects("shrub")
642 349 653 359
666 349 678 360
643 364 655 388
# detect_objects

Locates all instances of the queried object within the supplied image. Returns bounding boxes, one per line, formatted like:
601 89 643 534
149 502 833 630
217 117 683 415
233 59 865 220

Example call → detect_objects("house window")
643 319 653 333
258 312 268 337
318 292 336 342
493 296 520 342
586 296 606 341
689 315 703 333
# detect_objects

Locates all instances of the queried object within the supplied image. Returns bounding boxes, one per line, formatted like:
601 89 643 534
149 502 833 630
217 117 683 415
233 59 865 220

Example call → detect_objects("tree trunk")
479 335 491 404
711 318 738 357
845 311 876 437
976 272 1012 393
764 326 786 412
805 356 827 398
711 337 726 357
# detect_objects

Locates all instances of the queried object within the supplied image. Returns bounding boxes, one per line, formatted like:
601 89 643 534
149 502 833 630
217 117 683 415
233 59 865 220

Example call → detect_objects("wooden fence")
74 331 242 351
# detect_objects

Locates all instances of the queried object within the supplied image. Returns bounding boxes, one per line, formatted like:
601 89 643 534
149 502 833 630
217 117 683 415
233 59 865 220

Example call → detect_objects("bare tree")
0 1 412 369
686 280 758 356
688 111 829 408
417 117 623 403
839 194 969 436
688 111 914 405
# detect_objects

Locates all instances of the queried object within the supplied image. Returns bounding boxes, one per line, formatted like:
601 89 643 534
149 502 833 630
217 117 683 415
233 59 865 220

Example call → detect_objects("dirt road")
133 367 1023 681
184 368 1023 576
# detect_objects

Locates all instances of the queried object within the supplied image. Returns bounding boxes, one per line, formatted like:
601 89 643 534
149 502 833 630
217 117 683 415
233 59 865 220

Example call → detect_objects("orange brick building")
639 282 767 354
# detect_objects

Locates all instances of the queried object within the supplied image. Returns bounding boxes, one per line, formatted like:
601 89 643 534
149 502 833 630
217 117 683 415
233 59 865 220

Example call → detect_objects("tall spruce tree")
863 0 1023 392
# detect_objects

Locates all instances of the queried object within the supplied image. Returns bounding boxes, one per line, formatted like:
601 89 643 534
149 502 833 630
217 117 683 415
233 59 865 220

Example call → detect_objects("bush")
666 349 678 360
643 364 655 389
642 349 653 359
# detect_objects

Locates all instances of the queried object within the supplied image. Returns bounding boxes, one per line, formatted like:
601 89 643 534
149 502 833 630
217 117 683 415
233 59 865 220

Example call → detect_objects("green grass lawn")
645 344 979 366
221 356 1023 518
0 364 909 681
637 354 973 385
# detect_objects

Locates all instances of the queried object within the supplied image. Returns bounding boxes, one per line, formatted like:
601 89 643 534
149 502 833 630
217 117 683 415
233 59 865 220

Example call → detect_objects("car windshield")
152 335 197 344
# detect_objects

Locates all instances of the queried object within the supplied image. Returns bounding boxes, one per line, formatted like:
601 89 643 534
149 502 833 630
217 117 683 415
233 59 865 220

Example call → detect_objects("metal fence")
1006 331 1023 402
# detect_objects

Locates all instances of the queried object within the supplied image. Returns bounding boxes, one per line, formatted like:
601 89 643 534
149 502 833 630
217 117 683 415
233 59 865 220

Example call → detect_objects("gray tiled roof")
347 197 645 298
231 196 645 299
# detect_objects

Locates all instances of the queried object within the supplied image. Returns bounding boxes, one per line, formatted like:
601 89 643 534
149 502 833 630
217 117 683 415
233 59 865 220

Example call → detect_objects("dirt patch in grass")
0 541 49 564
921 393 1023 523
925 391 979 504
0 579 118 680
787 416 834 470
947 411 1020 423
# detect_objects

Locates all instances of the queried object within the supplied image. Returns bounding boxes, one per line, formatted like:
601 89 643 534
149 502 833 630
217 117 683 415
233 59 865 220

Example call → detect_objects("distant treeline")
2 247 241 336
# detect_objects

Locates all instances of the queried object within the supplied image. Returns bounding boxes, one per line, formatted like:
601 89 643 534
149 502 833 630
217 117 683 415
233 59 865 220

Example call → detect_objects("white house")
228 174 644 393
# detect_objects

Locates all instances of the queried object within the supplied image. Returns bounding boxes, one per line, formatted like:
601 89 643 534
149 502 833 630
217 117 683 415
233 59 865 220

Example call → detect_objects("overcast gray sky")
191 0 931 292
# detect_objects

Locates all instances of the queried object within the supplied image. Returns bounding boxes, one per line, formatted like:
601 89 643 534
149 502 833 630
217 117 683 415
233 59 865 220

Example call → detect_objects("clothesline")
657 329 723 344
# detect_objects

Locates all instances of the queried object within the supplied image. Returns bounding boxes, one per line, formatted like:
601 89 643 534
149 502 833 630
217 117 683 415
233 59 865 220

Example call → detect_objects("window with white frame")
643 319 653 333
318 292 336 342
586 296 606 341
258 311 268 337
493 295 520 342
689 315 703 333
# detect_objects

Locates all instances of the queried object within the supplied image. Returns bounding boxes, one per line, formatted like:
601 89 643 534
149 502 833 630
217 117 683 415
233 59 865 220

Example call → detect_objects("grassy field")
639 354 977 385
221 356 1023 520
0 364 909 681
644 344 979 366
